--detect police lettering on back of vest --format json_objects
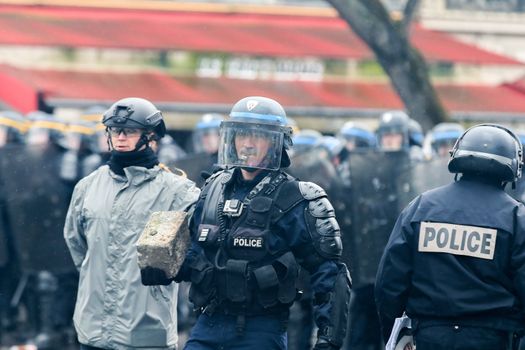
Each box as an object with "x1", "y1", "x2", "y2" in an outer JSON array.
[{"x1": 419, "y1": 222, "x2": 496, "y2": 260}]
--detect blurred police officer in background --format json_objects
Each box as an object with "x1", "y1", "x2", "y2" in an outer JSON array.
[
  {"x1": 177, "y1": 113, "x2": 226, "y2": 186},
  {"x1": 375, "y1": 123, "x2": 525, "y2": 349},
  {"x1": 143, "y1": 96, "x2": 351, "y2": 350},
  {"x1": 0, "y1": 110, "x2": 27, "y2": 340},
  {"x1": 191, "y1": 113, "x2": 224, "y2": 157},
  {"x1": 290, "y1": 128, "x2": 322, "y2": 156},
  {"x1": 0, "y1": 111, "x2": 27, "y2": 147},
  {"x1": 286, "y1": 131, "x2": 334, "y2": 350},
  {"x1": 154, "y1": 134, "x2": 187, "y2": 165},
  {"x1": 423, "y1": 122, "x2": 464, "y2": 160},
  {"x1": 337, "y1": 122, "x2": 377, "y2": 154},
  {"x1": 76, "y1": 107, "x2": 111, "y2": 177},
  {"x1": 0, "y1": 111, "x2": 82, "y2": 348},
  {"x1": 376, "y1": 110, "x2": 424, "y2": 161},
  {"x1": 64, "y1": 97, "x2": 200, "y2": 350},
  {"x1": 335, "y1": 121, "x2": 377, "y2": 190}
]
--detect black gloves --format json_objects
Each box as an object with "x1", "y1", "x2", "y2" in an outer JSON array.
[{"x1": 140, "y1": 267, "x2": 173, "y2": 286}]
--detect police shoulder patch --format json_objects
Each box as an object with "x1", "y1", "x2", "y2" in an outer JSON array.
[{"x1": 418, "y1": 222, "x2": 497, "y2": 260}]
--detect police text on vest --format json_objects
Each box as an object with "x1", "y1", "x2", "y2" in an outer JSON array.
[
  {"x1": 418, "y1": 222, "x2": 496, "y2": 260},
  {"x1": 233, "y1": 237, "x2": 263, "y2": 248}
]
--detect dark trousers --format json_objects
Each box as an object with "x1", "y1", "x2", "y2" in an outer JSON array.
[
  {"x1": 415, "y1": 325, "x2": 511, "y2": 350},
  {"x1": 184, "y1": 312, "x2": 287, "y2": 350},
  {"x1": 80, "y1": 345, "x2": 108, "y2": 350}
]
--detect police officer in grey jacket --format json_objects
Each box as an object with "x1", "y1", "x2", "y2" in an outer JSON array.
[
  {"x1": 64, "y1": 97, "x2": 200, "y2": 350},
  {"x1": 375, "y1": 124, "x2": 525, "y2": 350}
]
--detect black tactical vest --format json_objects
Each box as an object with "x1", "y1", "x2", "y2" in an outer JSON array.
[{"x1": 190, "y1": 169, "x2": 301, "y2": 314}]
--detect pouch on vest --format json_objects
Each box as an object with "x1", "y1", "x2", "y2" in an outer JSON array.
[
  {"x1": 275, "y1": 252, "x2": 299, "y2": 304},
  {"x1": 246, "y1": 197, "x2": 273, "y2": 228},
  {"x1": 225, "y1": 259, "x2": 249, "y2": 303},
  {"x1": 252, "y1": 251, "x2": 299, "y2": 308},
  {"x1": 253, "y1": 264, "x2": 280, "y2": 308},
  {"x1": 188, "y1": 254, "x2": 215, "y2": 308}
]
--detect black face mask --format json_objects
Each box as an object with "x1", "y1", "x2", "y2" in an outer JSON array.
[{"x1": 108, "y1": 147, "x2": 159, "y2": 176}]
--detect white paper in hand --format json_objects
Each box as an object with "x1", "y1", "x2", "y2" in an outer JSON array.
[{"x1": 386, "y1": 313, "x2": 415, "y2": 350}]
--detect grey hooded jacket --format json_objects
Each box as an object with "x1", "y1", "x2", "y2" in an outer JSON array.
[{"x1": 64, "y1": 165, "x2": 200, "y2": 349}]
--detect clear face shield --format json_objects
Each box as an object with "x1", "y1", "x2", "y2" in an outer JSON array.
[
  {"x1": 378, "y1": 127, "x2": 408, "y2": 151},
  {"x1": 433, "y1": 139, "x2": 457, "y2": 158},
  {"x1": 218, "y1": 121, "x2": 284, "y2": 171}
]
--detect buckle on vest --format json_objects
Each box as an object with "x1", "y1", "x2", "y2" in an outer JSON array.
[{"x1": 223, "y1": 199, "x2": 244, "y2": 217}]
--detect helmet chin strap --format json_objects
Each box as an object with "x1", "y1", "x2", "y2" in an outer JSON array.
[{"x1": 133, "y1": 133, "x2": 151, "y2": 152}]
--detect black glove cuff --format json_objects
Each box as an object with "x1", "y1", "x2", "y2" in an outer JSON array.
[{"x1": 140, "y1": 267, "x2": 173, "y2": 286}]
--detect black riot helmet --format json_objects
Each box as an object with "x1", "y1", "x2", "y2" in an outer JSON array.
[
  {"x1": 448, "y1": 123, "x2": 523, "y2": 184},
  {"x1": 218, "y1": 96, "x2": 293, "y2": 171},
  {"x1": 102, "y1": 97, "x2": 166, "y2": 138}
]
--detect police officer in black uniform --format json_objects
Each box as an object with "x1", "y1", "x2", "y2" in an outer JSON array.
[
  {"x1": 143, "y1": 96, "x2": 351, "y2": 350},
  {"x1": 375, "y1": 123, "x2": 525, "y2": 350}
]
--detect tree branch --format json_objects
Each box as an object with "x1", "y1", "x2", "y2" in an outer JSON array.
[{"x1": 401, "y1": 0, "x2": 421, "y2": 36}]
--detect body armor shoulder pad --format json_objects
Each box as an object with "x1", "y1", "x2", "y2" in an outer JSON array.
[{"x1": 298, "y1": 181, "x2": 326, "y2": 200}]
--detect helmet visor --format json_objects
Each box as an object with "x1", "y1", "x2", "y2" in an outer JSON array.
[{"x1": 218, "y1": 121, "x2": 284, "y2": 171}]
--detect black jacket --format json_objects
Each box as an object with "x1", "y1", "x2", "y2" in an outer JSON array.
[{"x1": 375, "y1": 176, "x2": 525, "y2": 340}]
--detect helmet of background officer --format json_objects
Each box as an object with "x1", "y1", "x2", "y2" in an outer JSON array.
[
  {"x1": 156, "y1": 134, "x2": 187, "y2": 164},
  {"x1": 317, "y1": 135, "x2": 344, "y2": 166},
  {"x1": 0, "y1": 110, "x2": 28, "y2": 147},
  {"x1": 25, "y1": 111, "x2": 67, "y2": 147},
  {"x1": 192, "y1": 113, "x2": 224, "y2": 155},
  {"x1": 337, "y1": 121, "x2": 376, "y2": 152},
  {"x1": 218, "y1": 96, "x2": 292, "y2": 172},
  {"x1": 78, "y1": 106, "x2": 108, "y2": 155},
  {"x1": 424, "y1": 122, "x2": 464, "y2": 159},
  {"x1": 376, "y1": 110, "x2": 423, "y2": 151},
  {"x1": 80, "y1": 105, "x2": 106, "y2": 123},
  {"x1": 63, "y1": 119, "x2": 95, "y2": 153},
  {"x1": 102, "y1": 97, "x2": 166, "y2": 152},
  {"x1": 291, "y1": 129, "x2": 322, "y2": 155},
  {"x1": 448, "y1": 123, "x2": 523, "y2": 186}
]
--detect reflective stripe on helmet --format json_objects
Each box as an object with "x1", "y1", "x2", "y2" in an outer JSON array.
[{"x1": 230, "y1": 111, "x2": 286, "y2": 125}]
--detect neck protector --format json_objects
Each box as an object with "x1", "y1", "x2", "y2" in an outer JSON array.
[{"x1": 108, "y1": 147, "x2": 159, "y2": 176}]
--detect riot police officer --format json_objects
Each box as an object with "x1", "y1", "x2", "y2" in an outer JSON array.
[
  {"x1": 144, "y1": 96, "x2": 351, "y2": 350},
  {"x1": 375, "y1": 123, "x2": 525, "y2": 349}
]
